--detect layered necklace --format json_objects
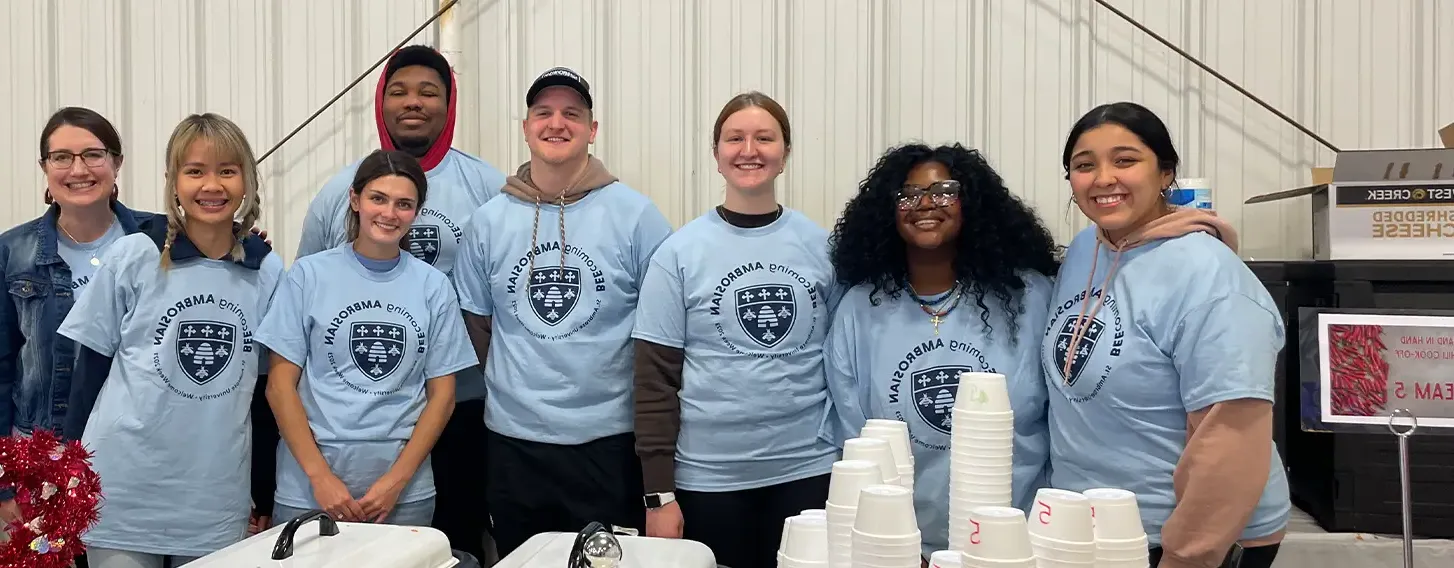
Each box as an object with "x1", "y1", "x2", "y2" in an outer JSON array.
[{"x1": 909, "y1": 282, "x2": 963, "y2": 336}]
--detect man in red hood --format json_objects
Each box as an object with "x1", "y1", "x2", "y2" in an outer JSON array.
[{"x1": 291, "y1": 44, "x2": 503, "y2": 563}]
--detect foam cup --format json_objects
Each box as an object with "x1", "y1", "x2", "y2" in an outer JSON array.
[
  {"x1": 960, "y1": 506, "x2": 1033, "y2": 560},
  {"x1": 1081, "y1": 488, "x2": 1145, "y2": 540},
  {"x1": 1027, "y1": 488, "x2": 1095, "y2": 543},
  {"x1": 953, "y1": 372, "x2": 1012, "y2": 413},
  {"x1": 861, "y1": 424, "x2": 914, "y2": 466},
  {"x1": 842, "y1": 437, "x2": 899, "y2": 486},
  {"x1": 826, "y1": 459, "x2": 883, "y2": 507},
  {"x1": 779, "y1": 515, "x2": 830, "y2": 562},
  {"x1": 928, "y1": 549, "x2": 962, "y2": 568},
  {"x1": 852, "y1": 484, "x2": 918, "y2": 536}
]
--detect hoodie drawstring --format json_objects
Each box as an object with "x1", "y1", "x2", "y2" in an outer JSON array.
[
  {"x1": 524, "y1": 164, "x2": 595, "y2": 280},
  {"x1": 526, "y1": 195, "x2": 570, "y2": 281},
  {"x1": 1061, "y1": 240, "x2": 1126, "y2": 385}
]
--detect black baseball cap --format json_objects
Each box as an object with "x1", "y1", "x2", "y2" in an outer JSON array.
[
  {"x1": 526, "y1": 66, "x2": 593, "y2": 109},
  {"x1": 385, "y1": 45, "x2": 453, "y2": 99}
]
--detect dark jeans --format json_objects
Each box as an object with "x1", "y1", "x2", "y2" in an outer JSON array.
[
  {"x1": 430, "y1": 399, "x2": 490, "y2": 560},
  {"x1": 1149, "y1": 543, "x2": 1280, "y2": 568},
  {"x1": 677, "y1": 474, "x2": 832, "y2": 568},
  {"x1": 484, "y1": 430, "x2": 645, "y2": 559}
]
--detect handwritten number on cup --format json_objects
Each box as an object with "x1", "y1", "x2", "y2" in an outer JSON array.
[
  {"x1": 969, "y1": 519, "x2": 981, "y2": 545},
  {"x1": 1036, "y1": 500, "x2": 1052, "y2": 525}
]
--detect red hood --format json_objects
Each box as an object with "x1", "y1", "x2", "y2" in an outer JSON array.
[{"x1": 373, "y1": 51, "x2": 457, "y2": 172}]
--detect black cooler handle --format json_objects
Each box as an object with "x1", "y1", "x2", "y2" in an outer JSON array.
[{"x1": 271, "y1": 509, "x2": 342, "y2": 560}]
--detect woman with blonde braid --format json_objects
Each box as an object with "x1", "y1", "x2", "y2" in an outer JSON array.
[{"x1": 58, "y1": 113, "x2": 285, "y2": 566}]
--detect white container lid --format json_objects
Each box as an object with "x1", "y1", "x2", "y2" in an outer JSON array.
[
  {"x1": 1178, "y1": 177, "x2": 1210, "y2": 189},
  {"x1": 189, "y1": 521, "x2": 459, "y2": 568}
]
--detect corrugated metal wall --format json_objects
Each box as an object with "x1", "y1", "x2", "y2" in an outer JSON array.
[{"x1": 2, "y1": 0, "x2": 1451, "y2": 262}]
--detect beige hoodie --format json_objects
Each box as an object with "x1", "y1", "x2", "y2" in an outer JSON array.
[
  {"x1": 502, "y1": 155, "x2": 619, "y2": 278},
  {"x1": 1060, "y1": 208, "x2": 1282, "y2": 568}
]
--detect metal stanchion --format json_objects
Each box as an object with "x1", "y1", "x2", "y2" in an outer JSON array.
[{"x1": 1387, "y1": 408, "x2": 1418, "y2": 568}]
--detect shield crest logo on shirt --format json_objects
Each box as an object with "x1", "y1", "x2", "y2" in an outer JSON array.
[
  {"x1": 912, "y1": 365, "x2": 971, "y2": 434},
  {"x1": 408, "y1": 225, "x2": 441, "y2": 265},
  {"x1": 735, "y1": 284, "x2": 796, "y2": 348},
  {"x1": 1054, "y1": 315, "x2": 1104, "y2": 387},
  {"x1": 177, "y1": 320, "x2": 238, "y2": 386},
  {"x1": 350, "y1": 321, "x2": 407, "y2": 381},
  {"x1": 529, "y1": 267, "x2": 581, "y2": 326}
]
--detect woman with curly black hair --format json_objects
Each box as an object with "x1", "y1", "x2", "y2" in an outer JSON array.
[{"x1": 824, "y1": 142, "x2": 1059, "y2": 557}]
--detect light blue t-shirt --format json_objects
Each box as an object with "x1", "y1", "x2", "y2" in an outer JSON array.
[
  {"x1": 296, "y1": 148, "x2": 505, "y2": 402},
  {"x1": 256, "y1": 243, "x2": 477, "y2": 510},
  {"x1": 57, "y1": 232, "x2": 286, "y2": 557},
  {"x1": 1042, "y1": 227, "x2": 1290, "y2": 546},
  {"x1": 454, "y1": 182, "x2": 673, "y2": 445},
  {"x1": 632, "y1": 209, "x2": 841, "y2": 491},
  {"x1": 56, "y1": 216, "x2": 125, "y2": 293},
  {"x1": 825, "y1": 274, "x2": 1054, "y2": 556}
]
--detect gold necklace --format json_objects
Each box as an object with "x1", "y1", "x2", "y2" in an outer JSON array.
[{"x1": 57, "y1": 219, "x2": 110, "y2": 267}]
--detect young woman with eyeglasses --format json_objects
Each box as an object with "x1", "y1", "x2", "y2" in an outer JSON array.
[{"x1": 823, "y1": 143, "x2": 1060, "y2": 558}]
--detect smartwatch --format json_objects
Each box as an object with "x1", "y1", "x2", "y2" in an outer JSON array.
[{"x1": 644, "y1": 492, "x2": 676, "y2": 509}]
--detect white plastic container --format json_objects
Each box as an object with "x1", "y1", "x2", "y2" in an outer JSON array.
[
  {"x1": 189, "y1": 515, "x2": 458, "y2": 567},
  {"x1": 495, "y1": 531, "x2": 718, "y2": 568}
]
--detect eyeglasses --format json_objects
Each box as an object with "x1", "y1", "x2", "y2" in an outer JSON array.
[
  {"x1": 42, "y1": 149, "x2": 115, "y2": 169},
  {"x1": 896, "y1": 180, "x2": 961, "y2": 210}
]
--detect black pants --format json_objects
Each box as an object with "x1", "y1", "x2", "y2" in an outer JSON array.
[
  {"x1": 431, "y1": 399, "x2": 490, "y2": 560},
  {"x1": 485, "y1": 430, "x2": 645, "y2": 559},
  {"x1": 1149, "y1": 543, "x2": 1280, "y2": 568},
  {"x1": 677, "y1": 474, "x2": 832, "y2": 568}
]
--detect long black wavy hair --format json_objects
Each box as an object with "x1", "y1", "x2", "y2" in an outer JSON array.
[{"x1": 828, "y1": 143, "x2": 1060, "y2": 336}]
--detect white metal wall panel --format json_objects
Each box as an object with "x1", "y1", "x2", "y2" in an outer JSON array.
[{"x1": 2, "y1": 0, "x2": 1451, "y2": 263}]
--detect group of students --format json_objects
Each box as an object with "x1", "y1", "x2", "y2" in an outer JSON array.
[{"x1": 0, "y1": 42, "x2": 1291, "y2": 568}]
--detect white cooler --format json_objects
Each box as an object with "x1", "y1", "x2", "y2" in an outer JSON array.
[
  {"x1": 495, "y1": 532, "x2": 717, "y2": 568},
  {"x1": 188, "y1": 514, "x2": 458, "y2": 567}
]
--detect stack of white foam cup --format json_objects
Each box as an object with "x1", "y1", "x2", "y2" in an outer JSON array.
[
  {"x1": 823, "y1": 460, "x2": 884, "y2": 568},
  {"x1": 948, "y1": 372, "x2": 1016, "y2": 550},
  {"x1": 860, "y1": 419, "x2": 915, "y2": 490},
  {"x1": 1026, "y1": 488, "x2": 1100, "y2": 567},
  {"x1": 961, "y1": 506, "x2": 1036, "y2": 568},
  {"x1": 849, "y1": 484, "x2": 922, "y2": 567},
  {"x1": 1082, "y1": 488, "x2": 1150, "y2": 567},
  {"x1": 778, "y1": 514, "x2": 832, "y2": 567},
  {"x1": 841, "y1": 437, "x2": 901, "y2": 488}
]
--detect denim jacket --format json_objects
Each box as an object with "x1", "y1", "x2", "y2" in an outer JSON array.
[{"x1": 0, "y1": 201, "x2": 158, "y2": 437}]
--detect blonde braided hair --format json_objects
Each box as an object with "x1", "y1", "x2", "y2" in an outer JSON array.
[{"x1": 159, "y1": 113, "x2": 263, "y2": 270}]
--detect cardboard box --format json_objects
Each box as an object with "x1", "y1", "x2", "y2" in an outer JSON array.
[{"x1": 1245, "y1": 123, "x2": 1454, "y2": 260}]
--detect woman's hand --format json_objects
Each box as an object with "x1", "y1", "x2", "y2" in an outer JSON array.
[
  {"x1": 358, "y1": 473, "x2": 407, "y2": 523},
  {"x1": 247, "y1": 507, "x2": 271, "y2": 535},
  {"x1": 248, "y1": 227, "x2": 272, "y2": 247},
  {"x1": 311, "y1": 472, "x2": 365, "y2": 521},
  {"x1": 645, "y1": 501, "x2": 684, "y2": 538}
]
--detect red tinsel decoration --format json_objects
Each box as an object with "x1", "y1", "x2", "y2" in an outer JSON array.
[{"x1": 0, "y1": 430, "x2": 103, "y2": 568}]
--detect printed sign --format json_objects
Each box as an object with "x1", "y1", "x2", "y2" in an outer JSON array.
[{"x1": 1316, "y1": 312, "x2": 1454, "y2": 429}]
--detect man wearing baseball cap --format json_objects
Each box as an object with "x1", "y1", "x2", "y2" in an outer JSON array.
[
  {"x1": 454, "y1": 66, "x2": 673, "y2": 556},
  {"x1": 291, "y1": 44, "x2": 502, "y2": 562}
]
